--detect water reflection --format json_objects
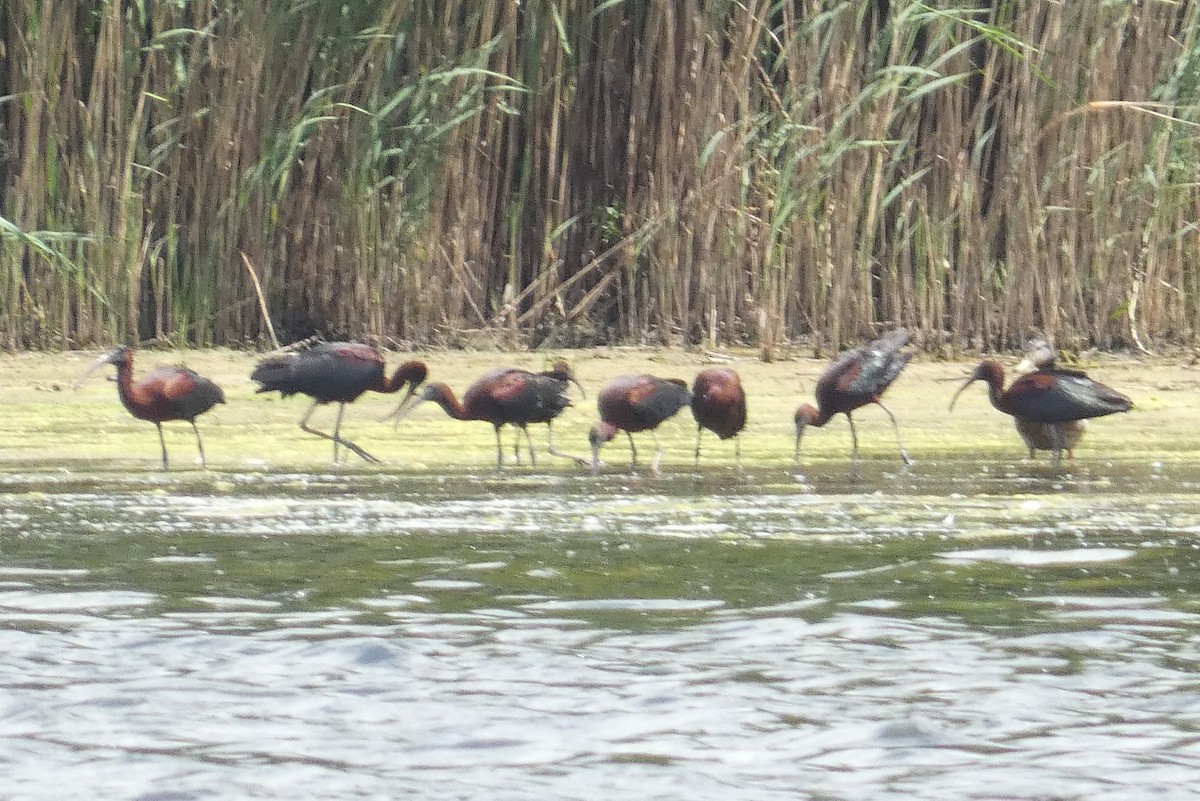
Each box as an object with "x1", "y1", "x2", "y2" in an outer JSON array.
[{"x1": 0, "y1": 461, "x2": 1198, "y2": 799}]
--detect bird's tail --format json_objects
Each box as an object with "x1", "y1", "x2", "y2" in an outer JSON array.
[{"x1": 249, "y1": 355, "x2": 297, "y2": 394}]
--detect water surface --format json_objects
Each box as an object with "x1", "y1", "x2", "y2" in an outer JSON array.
[{"x1": 2, "y1": 458, "x2": 1198, "y2": 800}]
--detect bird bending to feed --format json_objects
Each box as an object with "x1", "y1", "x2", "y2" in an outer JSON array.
[
  {"x1": 251, "y1": 342, "x2": 427, "y2": 464},
  {"x1": 691, "y1": 367, "x2": 747, "y2": 468},
  {"x1": 948, "y1": 358, "x2": 1132, "y2": 467},
  {"x1": 793, "y1": 329, "x2": 914, "y2": 466},
  {"x1": 1012, "y1": 338, "x2": 1088, "y2": 460},
  {"x1": 389, "y1": 363, "x2": 588, "y2": 468},
  {"x1": 589, "y1": 374, "x2": 692, "y2": 476},
  {"x1": 76, "y1": 345, "x2": 225, "y2": 470}
]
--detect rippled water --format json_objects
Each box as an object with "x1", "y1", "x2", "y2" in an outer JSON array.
[{"x1": 2, "y1": 459, "x2": 1199, "y2": 799}]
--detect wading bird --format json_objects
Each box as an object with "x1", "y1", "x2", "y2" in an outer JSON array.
[
  {"x1": 251, "y1": 342, "x2": 428, "y2": 464},
  {"x1": 589, "y1": 375, "x2": 691, "y2": 475},
  {"x1": 949, "y1": 359, "x2": 1132, "y2": 467},
  {"x1": 690, "y1": 367, "x2": 747, "y2": 467},
  {"x1": 793, "y1": 329, "x2": 914, "y2": 466},
  {"x1": 1012, "y1": 339, "x2": 1088, "y2": 460},
  {"x1": 76, "y1": 345, "x2": 225, "y2": 470},
  {"x1": 390, "y1": 364, "x2": 587, "y2": 468}
]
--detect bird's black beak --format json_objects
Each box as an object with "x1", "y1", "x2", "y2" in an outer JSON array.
[
  {"x1": 385, "y1": 392, "x2": 425, "y2": 425},
  {"x1": 569, "y1": 376, "x2": 586, "y2": 400},
  {"x1": 72, "y1": 350, "x2": 117, "y2": 390},
  {"x1": 948, "y1": 376, "x2": 978, "y2": 412}
]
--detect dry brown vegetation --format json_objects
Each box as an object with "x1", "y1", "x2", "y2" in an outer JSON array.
[{"x1": 1, "y1": 1, "x2": 1198, "y2": 353}]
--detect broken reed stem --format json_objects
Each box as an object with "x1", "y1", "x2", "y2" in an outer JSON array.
[{"x1": 241, "y1": 252, "x2": 280, "y2": 351}]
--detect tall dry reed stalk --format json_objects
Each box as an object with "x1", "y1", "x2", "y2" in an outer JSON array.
[{"x1": 0, "y1": 0, "x2": 1197, "y2": 353}]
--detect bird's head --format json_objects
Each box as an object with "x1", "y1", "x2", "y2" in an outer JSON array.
[
  {"x1": 545, "y1": 360, "x2": 586, "y2": 399},
  {"x1": 1015, "y1": 338, "x2": 1054, "y2": 375},
  {"x1": 949, "y1": 361, "x2": 1004, "y2": 412},
  {"x1": 588, "y1": 421, "x2": 618, "y2": 476},
  {"x1": 793, "y1": 403, "x2": 819, "y2": 462},
  {"x1": 73, "y1": 345, "x2": 132, "y2": 389},
  {"x1": 390, "y1": 360, "x2": 429, "y2": 403},
  {"x1": 386, "y1": 380, "x2": 447, "y2": 425}
]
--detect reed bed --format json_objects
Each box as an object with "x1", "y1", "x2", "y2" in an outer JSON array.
[{"x1": 1, "y1": 1, "x2": 1197, "y2": 353}]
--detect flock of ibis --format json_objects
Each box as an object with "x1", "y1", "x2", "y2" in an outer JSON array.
[{"x1": 74, "y1": 330, "x2": 1134, "y2": 473}]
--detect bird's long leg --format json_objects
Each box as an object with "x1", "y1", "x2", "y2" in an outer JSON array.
[
  {"x1": 874, "y1": 401, "x2": 913, "y2": 465},
  {"x1": 512, "y1": 428, "x2": 522, "y2": 465},
  {"x1": 626, "y1": 432, "x2": 639, "y2": 470},
  {"x1": 191, "y1": 421, "x2": 207, "y2": 469},
  {"x1": 299, "y1": 401, "x2": 381, "y2": 464},
  {"x1": 156, "y1": 422, "x2": 169, "y2": 471},
  {"x1": 1049, "y1": 423, "x2": 1065, "y2": 469},
  {"x1": 523, "y1": 426, "x2": 537, "y2": 467},
  {"x1": 546, "y1": 422, "x2": 590, "y2": 466},
  {"x1": 493, "y1": 425, "x2": 505, "y2": 470},
  {"x1": 694, "y1": 427, "x2": 703, "y2": 466},
  {"x1": 331, "y1": 403, "x2": 345, "y2": 463},
  {"x1": 735, "y1": 436, "x2": 742, "y2": 473},
  {"x1": 846, "y1": 413, "x2": 860, "y2": 465},
  {"x1": 650, "y1": 431, "x2": 664, "y2": 476}
]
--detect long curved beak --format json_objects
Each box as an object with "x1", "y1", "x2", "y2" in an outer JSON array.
[
  {"x1": 948, "y1": 377, "x2": 978, "y2": 412},
  {"x1": 794, "y1": 425, "x2": 803, "y2": 463},
  {"x1": 384, "y1": 393, "x2": 425, "y2": 425},
  {"x1": 72, "y1": 351, "x2": 114, "y2": 390},
  {"x1": 569, "y1": 377, "x2": 586, "y2": 400},
  {"x1": 590, "y1": 442, "x2": 602, "y2": 476}
]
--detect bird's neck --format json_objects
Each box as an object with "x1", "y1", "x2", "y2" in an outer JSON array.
[
  {"x1": 432, "y1": 390, "x2": 471, "y2": 420},
  {"x1": 986, "y1": 378, "x2": 1009, "y2": 412},
  {"x1": 113, "y1": 361, "x2": 141, "y2": 410}
]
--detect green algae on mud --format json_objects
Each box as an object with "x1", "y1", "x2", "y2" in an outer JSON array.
[{"x1": 0, "y1": 346, "x2": 1192, "y2": 473}]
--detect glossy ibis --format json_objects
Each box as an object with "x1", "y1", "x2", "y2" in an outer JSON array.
[
  {"x1": 588, "y1": 374, "x2": 691, "y2": 475},
  {"x1": 949, "y1": 359, "x2": 1132, "y2": 467},
  {"x1": 251, "y1": 342, "x2": 427, "y2": 463},
  {"x1": 793, "y1": 329, "x2": 913, "y2": 466},
  {"x1": 390, "y1": 364, "x2": 586, "y2": 468},
  {"x1": 690, "y1": 367, "x2": 747, "y2": 467},
  {"x1": 1013, "y1": 339, "x2": 1088, "y2": 460},
  {"x1": 76, "y1": 345, "x2": 225, "y2": 470}
]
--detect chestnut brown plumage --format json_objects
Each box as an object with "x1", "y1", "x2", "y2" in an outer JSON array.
[
  {"x1": 793, "y1": 330, "x2": 913, "y2": 466},
  {"x1": 76, "y1": 345, "x2": 225, "y2": 470},
  {"x1": 390, "y1": 363, "x2": 586, "y2": 468},
  {"x1": 690, "y1": 367, "x2": 747, "y2": 467},
  {"x1": 949, "y1": 359, "x2": 1132, "y2": 467},
  {"x1": 589, "y1": 375, "x2": 691, "y2": 475},
  {"x1": 1012, "y1": 339, "x2": 1088, "y2": 460}
]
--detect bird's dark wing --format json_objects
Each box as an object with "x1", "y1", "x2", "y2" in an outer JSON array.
[
  {"x1": 251, "y1": 343, "x2": 384, "y2": 402},
  {"x1": 1005, "y1": 373, "x2": 1132, "y2": 422},
  {"x1": 483, "y1": 369, "x2": 572, "y2": 425},
  {"x1": 147, "y1": 368, "x2": 225, "y2": 419},
  {"x1": 626, "y1": 377, "x2": 691, "y2": 426},
  {"x1": 691, "y1": 369, "x2": 747, "y2": 439},
  {"x1": 1040, "y1": 366, "x2": 1090, "y2": 379},
  {"x1": 817, "y1": 331, "x2": 910, "y2": 407}
]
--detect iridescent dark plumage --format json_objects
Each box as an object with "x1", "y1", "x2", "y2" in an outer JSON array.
[
  {"x1": 949, "y1": 357, "x2": 1132, "y2": 467},
  {"x1": 392, "y1": 364, "x2": 586, "y2": 468},
  {"x1": 251, "y1": 342, "x2": 427, "y2": 464},
  {"x1": 794, "y1": 329, "x2": 913, "y2": 466},
  {"x1": 1013, "y1": 339, "x2": 1088, "y2": 460},
  {"x1": 77, "y1": 345, "x2": 225, "y2": 470},
  {"x1": 589, "y1": 375, "x2": 691, "y2": 475},
  {"x1": 690, "y1": 367, "x2": 747, "y2": 467}
]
